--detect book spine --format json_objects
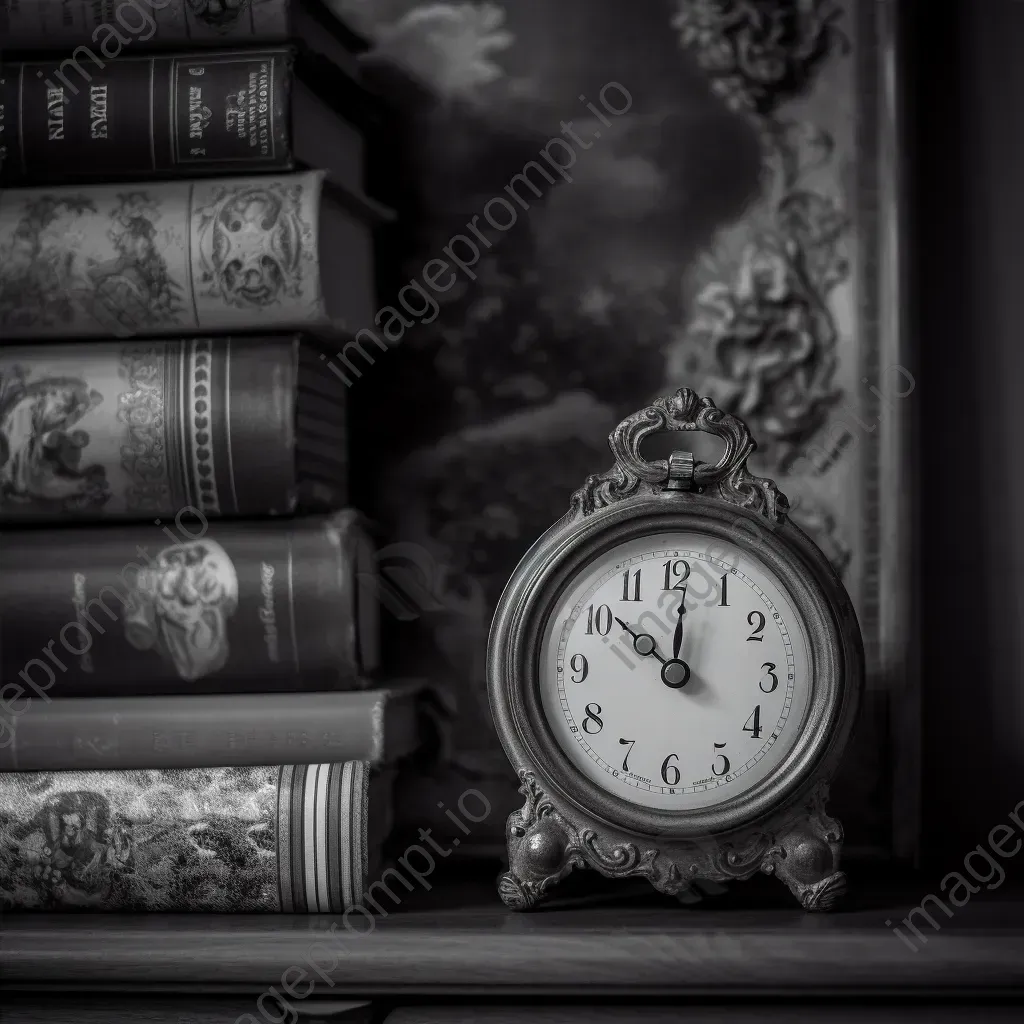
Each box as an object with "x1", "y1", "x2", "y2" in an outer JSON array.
[
  {"x1": 0, "y1": 689, "x2": 393, "y2": 771},
  {"x1": 0, "y1": 762, "x2": 371, "y2": 912},
  {"x1": 0, "y1": 336, "x2": 300, "y2": 523},
  {"x1": 0, "y1": 510, "x2": 377, "y2": 697},
  {"x1": 0, "y1": 0, "x2": 291, "y2": 50},
  {"x1": 294, "y1": 338, "x2": 349, "y2": 513},
  {"x1": 0, "y1": 50, "x2": 294, "y2": 185},
  {"x1": 0, "y1": 170, "x2": 326, "y2": 340}
]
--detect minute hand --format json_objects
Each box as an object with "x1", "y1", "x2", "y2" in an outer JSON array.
[{"x1": 672, "y1": 588, "x2": 687, "y2": 659}]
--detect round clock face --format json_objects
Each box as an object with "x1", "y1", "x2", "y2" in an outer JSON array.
[{"x1": 539, "y1": 531, "x2": 812, "y2": 812}]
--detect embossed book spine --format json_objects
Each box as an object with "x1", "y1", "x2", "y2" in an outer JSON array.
[
  {"x1": 0, "y1": 0, "x2": 291, "y2": 49},
  {"x1": 0, "y1": 510, "x2": 380, "y2": 698},
  {"x1": 0, "y1": 762, "x2": 392, "y2": 911},
  {"x1": 0, "y1": 170, "x2": 378, "y2": 340},
  {"x1": 0, "y1": 336, "x2": 347, "y2": 523},
  {"x1": 0, "y1": 47, "x2": 370, "y2": 192},
  {"x1": 0, "y1": 50, "x2": 294, "y2": 185}
]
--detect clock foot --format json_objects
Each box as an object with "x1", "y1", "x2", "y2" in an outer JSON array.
[
  {"x1": 498, "y1": 814, "x2": 581, "y2": 911},
  {"x1": 498, "y1": 777, "x2": 584, "y2": 911},
  {"x1": 768, "y1": 814, "x2": 847, "y2": 912}
]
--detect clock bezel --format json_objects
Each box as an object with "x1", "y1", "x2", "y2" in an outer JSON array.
[{"x1": 488, "y1": 491, "x2": 862, "y2": 842}]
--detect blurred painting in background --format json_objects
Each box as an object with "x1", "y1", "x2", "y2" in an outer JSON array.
[{"x1": 335, "y1": 0, "x2": 912, "y2": 863}]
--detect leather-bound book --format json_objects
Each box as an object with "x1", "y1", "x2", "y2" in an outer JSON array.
[
  {"x1": 0, "y1": 335, "x2": 347, "y2": 523},
  {"x1": 0, "y1": 761, "x2": 392, "y2": 912},
  {"x1": 0, "y1": 47, "x2": 384, "y2": 195},
  {"x1": 0, "y1": 0, "x2": 369, "y2": 75},
  {"x1": 0, "y1": 510, "x2": 380, "y2": 698},
  {"x1": 0, "y1": 684, "x2": 422, "y2": 771},
  {"x1": 0, "y1": 170, "x2": 379, "y2": 340}
]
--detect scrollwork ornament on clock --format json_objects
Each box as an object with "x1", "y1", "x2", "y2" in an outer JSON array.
[{"x1": 487, "y1": 388, "x2": 863, "y2": 910}]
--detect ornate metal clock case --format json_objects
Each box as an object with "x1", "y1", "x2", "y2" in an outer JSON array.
[{"x1": 487, "y1": 389, "x2": 863, "y2": 911}]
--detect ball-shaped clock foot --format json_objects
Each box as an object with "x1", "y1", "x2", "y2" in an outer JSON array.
[
  {"x1": 498, "y1": 813, "x2": 579, "y2": 911},
  {"x1": 769, "y1": 825, "x2": 847, "y2": 912}
]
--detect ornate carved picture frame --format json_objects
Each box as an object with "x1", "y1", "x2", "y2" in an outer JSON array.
[
  {"x1": 351, "y1": 0, "x2": 916, "y2": 863},
  {"x1": 651, "y1": 0, "x2": 914, "y2": 861}
]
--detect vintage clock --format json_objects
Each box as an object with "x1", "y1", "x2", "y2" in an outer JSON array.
[{"x1": 487, "y1": 389, "x2": 863, "y2": 911}]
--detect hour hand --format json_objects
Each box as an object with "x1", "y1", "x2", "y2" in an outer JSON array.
[{"x1": 615, "y1": 617, "x2": 664, "y2": 663}]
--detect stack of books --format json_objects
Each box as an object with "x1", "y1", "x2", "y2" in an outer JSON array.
[{"x1": 0, "y1": 0, "x2": 419, "y2": 913}]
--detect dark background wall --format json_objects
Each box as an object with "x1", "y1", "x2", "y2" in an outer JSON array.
[{"x1": 914, "y1": 0, "x2": 1024, "y2": 866}]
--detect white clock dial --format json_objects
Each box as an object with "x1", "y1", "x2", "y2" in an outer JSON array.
[{"x1": 539, "y1": 531, "x2": 812, "y2": 811}]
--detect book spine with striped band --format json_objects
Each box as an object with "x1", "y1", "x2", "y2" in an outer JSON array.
[
  {"x1": 278, "y1": 762, "x2": 372, "y2": 913},
  {"x1": 0, "y1": 762, "x2": 387, "y2": 912},
  {"x1": 0, "y1": 335, "x2": 347, "y2": 524}
]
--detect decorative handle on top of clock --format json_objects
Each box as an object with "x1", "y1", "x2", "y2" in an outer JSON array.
[
  {"x1": 570, "y1": 388, "x2": 790, "y2": 523},
  {"x1": 610, "y1": 388, "x2": 754, "y2": 488}
]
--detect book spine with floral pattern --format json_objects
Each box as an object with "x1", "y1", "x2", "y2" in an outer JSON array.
[
  {"x1": 0, "y1": 171, "x2": 334, "y2": 340},
  {"x1": 0, "y1": 762, "x2": 388, "y2": 912}
]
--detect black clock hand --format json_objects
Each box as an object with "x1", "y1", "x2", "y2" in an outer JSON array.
[
  {"x1": 615, "y1": 616, "x2": 666, "y2": 664},
  {"x1": 616, "y1": 616, "x2": 689, "y2": 687},
  {"x1": 661, "y1": 593, "x2": 691, "y2": 689},
  {"x1": 672, "y1": 588, "x2": 687, "y2": 660}
]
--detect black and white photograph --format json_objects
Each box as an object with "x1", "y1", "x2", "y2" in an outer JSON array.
[{"x1": 0, "y1": 0, "x2": 1021, "y2": 1021}]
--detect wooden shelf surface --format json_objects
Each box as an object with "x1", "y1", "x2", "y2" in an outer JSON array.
[{"x1": 3, "y1": 875, "x2": 1023, "y2": 996}]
